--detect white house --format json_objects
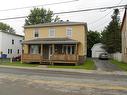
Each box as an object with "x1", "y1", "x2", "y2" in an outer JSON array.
[
  {"x1": 91, "y1": 43, "x2": 106, "y2": 58},
  {"x1": 0, "y1": 31, "x2": 24, "y2": 58}
]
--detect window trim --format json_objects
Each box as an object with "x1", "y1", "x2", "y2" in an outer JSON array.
[
  {"x1": 33, "y1": 28, "x2": 39, "y2": 38},
  {"x1": 49, "y1": 28, "x2": 55, "y2": 37},
  {"x1": 66, "y1": 27, "x2": 72, "y2": 38}
]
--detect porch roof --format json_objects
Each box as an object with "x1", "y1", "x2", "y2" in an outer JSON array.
[{"x1": 23, "y1": 38, "x2": 79, "y2": 44}]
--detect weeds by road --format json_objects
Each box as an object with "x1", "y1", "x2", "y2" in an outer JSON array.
[{"x1": 111, "y1": 60, "x2": 127, "y2": 71}]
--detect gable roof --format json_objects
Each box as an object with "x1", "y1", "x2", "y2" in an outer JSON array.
[
  {"x1": 23, "y1": 37, "x2": 79, "y2": 44},
  {"x1": 121, "y1": 7, "x2": 127, "y2": 32},
  {"x1": 0, "y1": 31, "x2": 24, "y2": 37},
  {"x1": 91, "y1": 43, "x2": 104, "y2": 50},
  {"x1": 24, "y1": 22, "x2": 87, "y2": 28}
]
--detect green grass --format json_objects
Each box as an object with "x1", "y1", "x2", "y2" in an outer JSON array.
[
  {"x1": 111, "y1": 60, "x2": 127, "y2": 71},
  {"x1": 48, "y1": 59, "x2": 96, "y2": 70},
  {"x1": 0, "y1": 61, "x2": 39, "y2": 67}
]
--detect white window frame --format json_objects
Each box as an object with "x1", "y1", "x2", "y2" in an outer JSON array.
[
  {"x1": 49, "y1": 28, "x2": 55, "y2": 37},
  {"x1": 66, "y1": 27, "x2": 72, "y2": 37},
  {"x1": 62, "y1": 45, "x2": 75, "y2": 54},
  {"x1": 33, "y1": 28, "x2": 39, "y2": 38},
  {"x1": 124, "y1": 48, "x2": 127, "y2": 54}
]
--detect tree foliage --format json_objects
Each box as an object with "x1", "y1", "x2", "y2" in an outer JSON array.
[
  {"x1": 0, "y1": 22, "x2": 15, "y2": 33},
  {"x1": 25, "y1": 8, "x2": 60, "y2": 25},
  {"x1": 101, "y1": 9, "x2": 121, "y2": 53},
  {"x1": 87, "y1": 30, "x2": 101, "y2": 57}
]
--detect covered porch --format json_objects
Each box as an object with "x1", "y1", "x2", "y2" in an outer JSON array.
[{"x1": 22, "y1": 38, "x2": 79, "y2": 64}]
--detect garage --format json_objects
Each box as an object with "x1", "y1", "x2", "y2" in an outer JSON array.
[{"x1": 91, "y1": 43, "x2": 106, "y2": 58}]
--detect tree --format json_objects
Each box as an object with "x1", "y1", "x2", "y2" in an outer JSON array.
[
  {"x1": 101, "y1": 9, "x2": 121, "y2": 53},
  {"x1": 25, "y1": 8, "x2": 60, "y2": 25},
  {"x1": 0, "y1": 22, "x2": 15, "y2": 33},
  {"x1": 87, "y1": 30, "x2": 101, "y2": 57}
]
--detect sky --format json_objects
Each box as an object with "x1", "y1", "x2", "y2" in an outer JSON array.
[{"x1": 0, "y1": 0, "x2": 126, "y2": 35}]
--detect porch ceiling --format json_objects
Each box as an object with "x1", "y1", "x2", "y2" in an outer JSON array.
[{"x1": 23, "y1": 38, "x2": 79, "y2": 44}]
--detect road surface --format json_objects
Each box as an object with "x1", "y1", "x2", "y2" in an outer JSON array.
[{"x1": 0, "y1": 67, "x2": 126, "y2": 95}]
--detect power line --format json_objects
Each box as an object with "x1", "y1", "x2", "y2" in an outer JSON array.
[
  {"x1": 0, "y1": 0, "x2": 79, "y2": 12},
  {"x1": 0, "y1": 4, "x2": 126, "y2": 21},
  {"x1": 118, "y1": 0, "x2": 124, "y2": 5},
  {"x1": 54, "y1": 4, "x2": 126, "y2": 14},
  {"x1": 88, "y1": 0, "x2": 124, "y2": 26}
]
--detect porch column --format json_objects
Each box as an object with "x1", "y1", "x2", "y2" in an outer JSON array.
[
  {"x1": 75, "y1": 43, "x2": 78, "y2": 61},
  {"x1": 52, "y1": 44, "x2": 55, "y2": 54},
  {"x1": 41, "y1": 44, "x2": 43, "y2": 56}
]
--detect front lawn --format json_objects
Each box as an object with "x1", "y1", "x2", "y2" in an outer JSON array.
[
  {"x1": 0, "y1": 61, "x2": 39, "y2": 67},
  {"x1": 111, "y1": 60, "x2": 127, "y2": 71},
  {"x1": 48, "y1": 59, "x2": 96, "y2": 70}
]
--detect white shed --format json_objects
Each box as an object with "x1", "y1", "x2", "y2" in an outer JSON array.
[{"x1": 91, "y1": 43, "x2": 106, "y2": 58}]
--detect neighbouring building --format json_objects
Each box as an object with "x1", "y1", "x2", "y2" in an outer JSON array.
[
  {"x1": 22, "y1": 22, "x2": 87, "y2": 65},
  {"x1": 0, "y1": 31, "x2": 24, "y2": 58},
  {"x1": 121, "y1": 7, "x2": 127, "y2": 63},
  {"x1": 91, "y1": 43, "x2": 106, "y2": 58}
]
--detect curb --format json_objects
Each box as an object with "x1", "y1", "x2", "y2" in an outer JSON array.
[{"x1": 0, "y1": 65, "x2": 127, "y2": 75}]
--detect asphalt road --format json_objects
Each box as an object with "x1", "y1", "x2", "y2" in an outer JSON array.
[
  {"x1": 93, "y1": 59, "x2": 121, "y2": 71},
  {"x1": 0, "y1": 67, "x2": 127, "y2": 95}
]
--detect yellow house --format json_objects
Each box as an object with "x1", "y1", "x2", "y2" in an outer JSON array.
[
  {"x1": 22, "y1": 22, "x2": 87, "y2": 65},
  {"x1": 121, "y1": 7, "x2": 127, "y2": 63}
]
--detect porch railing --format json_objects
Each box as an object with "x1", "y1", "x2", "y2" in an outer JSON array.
[
  {"x1": 50, "y1": 54, "x2": 78, "y2": 62},
  {"x1": 22, "y1": 54, "x2": 78, "y2": 63},
  {"x1": 22, "y1": 54, "x2": 42, "y2": 62}
]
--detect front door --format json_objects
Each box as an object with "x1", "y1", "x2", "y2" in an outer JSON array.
[
  {"x1": 43, "y1": 45, "x2": 49, "y2": 59},
  {"x1": 43, "y1": 45, "x2": 52, "y2": 60}
]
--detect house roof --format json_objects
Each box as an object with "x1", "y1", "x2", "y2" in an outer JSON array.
[
  {"x1": 23, "y1": 38, "x2": 79, "y2": 44},
  {"x1": 91, "y1": 43, "x2": 104, "y2": 50},
  {"x1": 121, "y1": 7, "x2": 127, "y2": 32},
  {"x1": 24, "y1": 22, "x2": 87, "y2": 28},
  {"x1": 0, "y1": 31, "x2": 24, "y2": 37}
]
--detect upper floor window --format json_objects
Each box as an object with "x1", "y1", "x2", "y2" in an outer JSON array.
[
  {"x1": 19, "y1": 40, "x2": 22, "y2": 43},
  {"x1": 66, "y1": 27, "x2": 72, "y2": 37},
  {"x1": 12, "y1": 39, "x2": 14, "y2": 44},
  {"x1": 49, "y1": 28, "x2": 55, "y2": 37},
  {"x1": 17, "y1": 49, "x2": 20, "y2": 54},
  {"x1": 34, "y1": 28, "x2": 39, "y2": 38}
]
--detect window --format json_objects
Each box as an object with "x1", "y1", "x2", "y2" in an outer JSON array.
[
  {"x1": 34, "y1": 28, "x2": 39, "y2": 37},
  {"x1": 8, "y1": 49, "x2": 12, "y2": 54},
  {"x1": 62, "y1": 45, "x2": 75, "y2": 54},
  {"x1": 12, "y1": 39, "x2": 14, "y2": 44},
  {"x1": 19, "y1": 40, "x2": 22, "y2": 43},
  {"x1": 30, "y1": 45, "x2": 40, "y2": 54},
  {"x1": 17, "y1": 49, "x2": 20, "y2": 54},
  {"x1": 8, "y1": 49, "x2": 9, "y2": 54},
  {"x1": 125, "y1": 48, "x2": 127, "y2": 54},
  {"x1": 66, "y1": 27, "x2": 72, "y2": 37},
  {"x1": 49, "y1": 28, "x2": 55, "y2": 37}
]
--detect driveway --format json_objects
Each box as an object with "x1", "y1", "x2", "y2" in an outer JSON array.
[{"x1": 93, "y1": 59, "x2": 122, "y2": 71}]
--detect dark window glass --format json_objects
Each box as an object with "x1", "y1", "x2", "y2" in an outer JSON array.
[{"x1": 12, "y1": 39, "x2": 14, "y2": 44}]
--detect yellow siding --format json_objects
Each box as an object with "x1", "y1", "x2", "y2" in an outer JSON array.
[
  {"x1": 24, "y1": 25, "x2": 87, "y2": 56},
  {"x1": 23, "y1": 45, "x2": 29, "y2": 54}
]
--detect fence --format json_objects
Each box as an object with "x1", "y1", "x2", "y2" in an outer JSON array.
[{"x1": 112, "y1": 52, "x2": 122, "y2": 62}]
